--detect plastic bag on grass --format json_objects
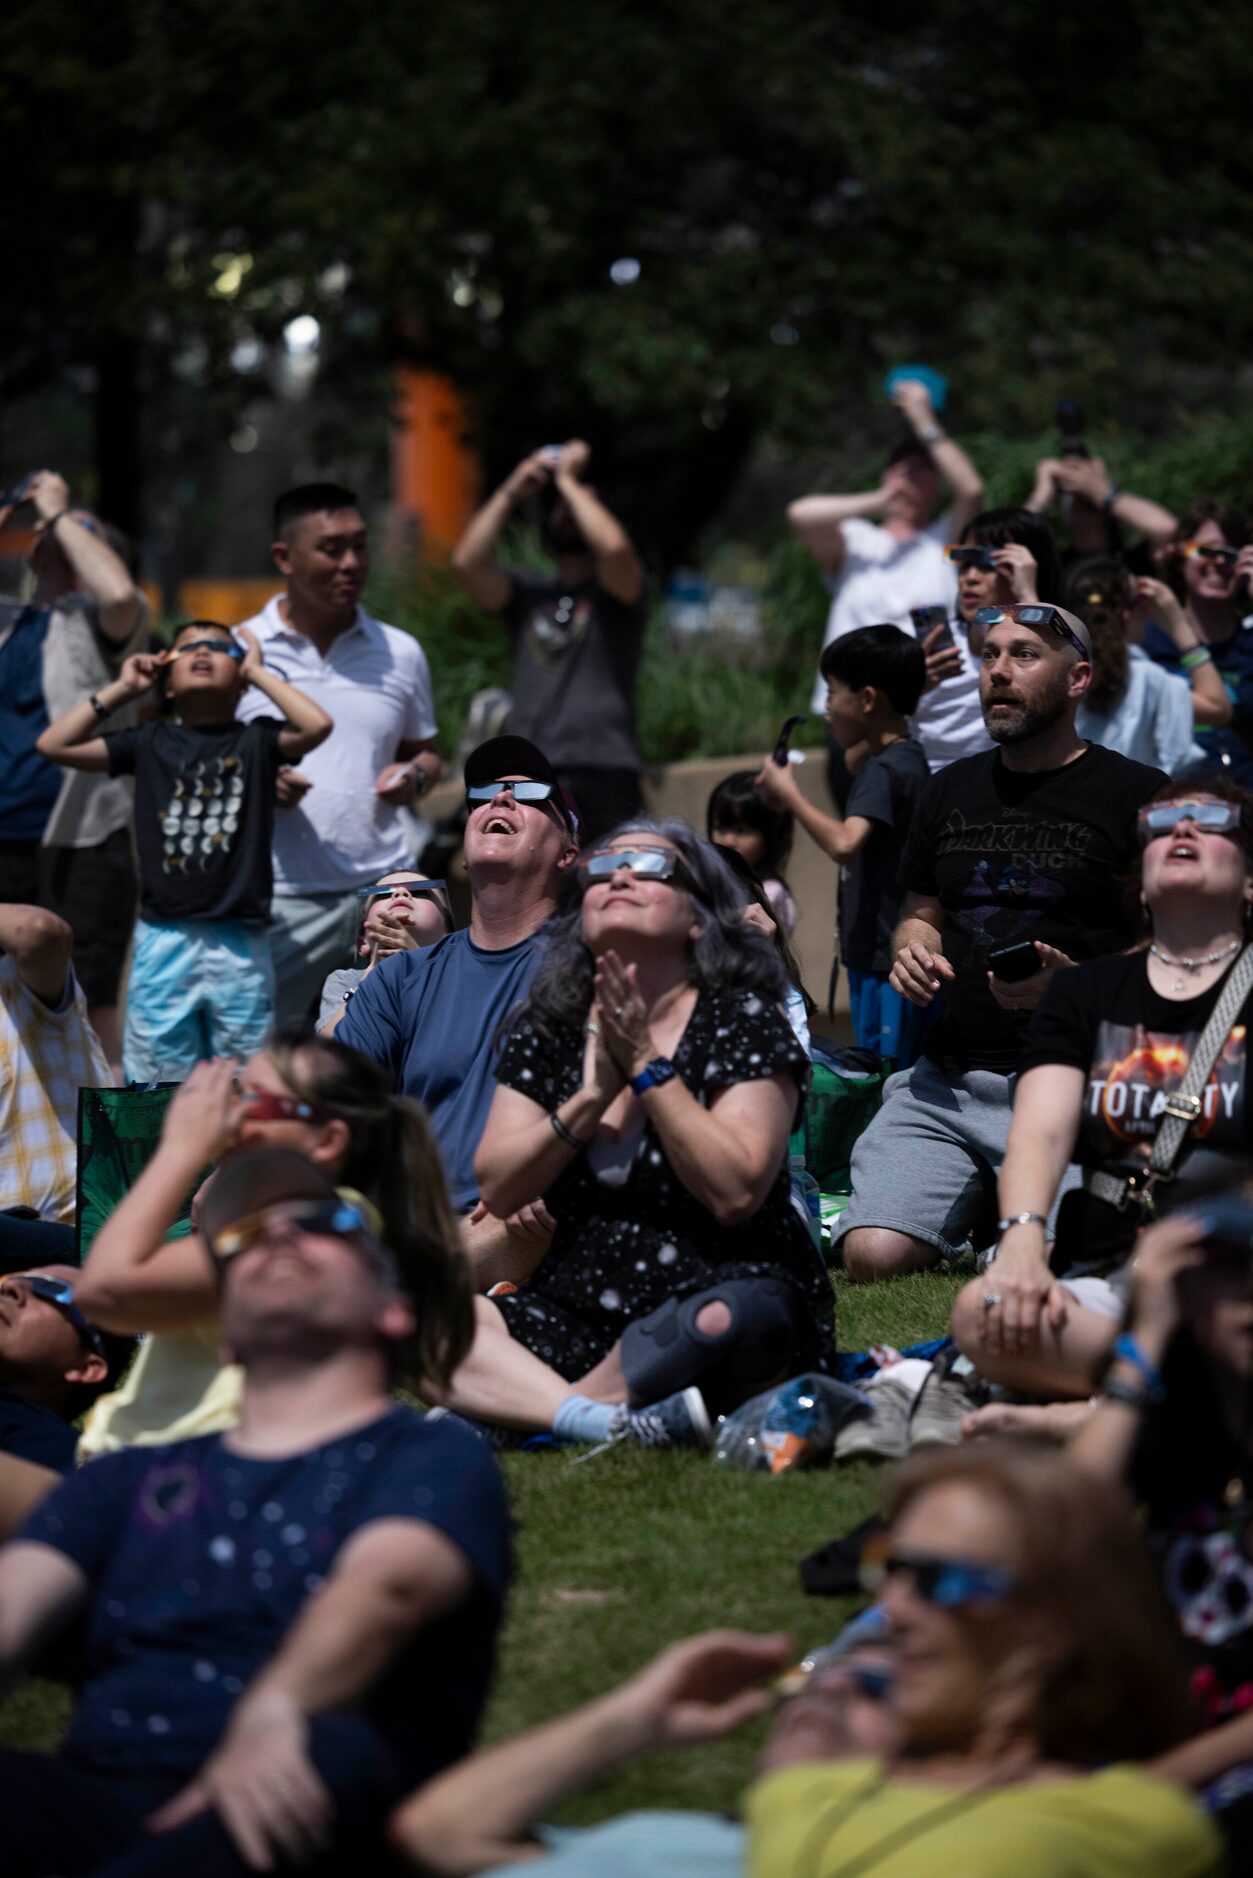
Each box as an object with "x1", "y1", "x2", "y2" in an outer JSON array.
[{"x1": 713, "y1": 1373, "x2": 871, "y2": 1474}]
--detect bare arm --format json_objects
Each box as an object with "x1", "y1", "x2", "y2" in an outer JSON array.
[
  {"x1": 35, "y1": 652, "x2": 161, "y2": 771},
  {"x1": 1133, "y1": 577, "x2": 1231, "y2": 728},
  {"x1": 787, "y1": 489, "x2": 885, "y2": 574},
  {"x1": 754, "y1": 758, "x2": 874, "y2": 865},
  {"x1": 375, "y1": 736, "x2": 442, "y2": 809},
  {"x1": 1056, "y1": 457, "x2": 1177, "y2": 545},
  {"x1": 976, "y1": 1064, "x2": 1086, "y2": 1358},
  {"x1": 891, "y1": 380, "x2": 985, "y2": 535},
  {"x1": 75, "y1": 1059, "x2": 249, "y2": 1332},
  {"x1": 29, "y1": 472, "x2": 142, "y2": 642},
  {"x1": 0, "y1": 902, "x2": 73, "y2": 1004},
  {"x1": 887, "y1": 892, "x2": 955, "y2": 1007},
  {"x1": 452, "y1": 451, "x2": 553, "y2": 612},
  {"x1": 0, "y1": 1542, "x2": 91, "y2": 1698},
  {"x1": 390, "y1": 1630, "x2": 789, "y2": 1877},
  {"x1": 150, "y1": 1519, "x2": 474, "y2": 1867},
  {"x1": 552, "y1": 442, "x2": 644, "y2": 605},
  {"x1": 0, "y1": 1454, "x2": 61, "y2": 1546},
  {"x1": 235, "y1": 629, "x2": 332, "y2": 761}
]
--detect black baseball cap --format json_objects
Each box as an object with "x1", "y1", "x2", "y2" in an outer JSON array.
[{"x1": 463, "y1": 735, "x2": 581, "y2": 836}]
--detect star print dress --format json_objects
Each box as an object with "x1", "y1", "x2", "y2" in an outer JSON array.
[{"x1": 491, "y1": 985, "x2": 835, "y2": 1379}]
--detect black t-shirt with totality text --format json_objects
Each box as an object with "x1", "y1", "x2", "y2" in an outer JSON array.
[
  {"x1": 1020, "y1": 949, "x2": 1253, "y2": 1272},
  {"x1": 105, "y1": 717, "x2": 284, "y2": 925},
  {"x1": 901, "y1": 743, "x2": 1165, "y2": 1073}
]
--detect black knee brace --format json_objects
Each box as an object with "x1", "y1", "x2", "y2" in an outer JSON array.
[{"x1": 620, "y1": 1277, "x2": 800, "y2": 1404}]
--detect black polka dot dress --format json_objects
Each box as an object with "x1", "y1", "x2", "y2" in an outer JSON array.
[{"x1": 491, "y1": 986, "x2": 835, "y2": 1380}]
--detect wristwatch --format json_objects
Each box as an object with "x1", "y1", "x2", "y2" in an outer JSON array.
[{"x1": 630, "y1": 1057, "x2": 677, "y2": 1095}]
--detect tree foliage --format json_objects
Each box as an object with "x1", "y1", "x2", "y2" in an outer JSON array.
[{"x1": 4, "y1": 1, "x2": 1253, "y2": 556}]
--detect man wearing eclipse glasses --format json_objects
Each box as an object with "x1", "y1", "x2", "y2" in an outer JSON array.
[
  {"x1": 0, "y1": 1146, "x2": 510, "y2": 1874},
  {"x1": 834, "y1": 600, "x2": 1168, "y2": 1286},
  {"x1": 339, "y1": 735, "x2": 581, "y2": 1283}
]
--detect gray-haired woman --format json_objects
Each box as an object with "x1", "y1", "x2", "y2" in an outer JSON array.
[{"x1": 424, "y1": 820, "x2": 834, "y2": 1450}]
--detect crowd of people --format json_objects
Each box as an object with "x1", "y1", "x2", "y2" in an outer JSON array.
[{"x1": 1, "y1": 391, "x2": 1252, "y2": 1872}]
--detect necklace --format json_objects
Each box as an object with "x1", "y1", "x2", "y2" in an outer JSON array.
[{"x1": 1149, "y1": 936, "x2": 1240, "y2": 994}]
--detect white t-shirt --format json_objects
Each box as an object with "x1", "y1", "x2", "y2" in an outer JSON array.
[
  {"x1": 812, "y1": 514, "x2": 990, "y2": 772},
  {"x1": 236, "y1": 596, "x2": 437, "y2": 894},
  {"x1": 1076, "y1": 645, "x2": 1199, "y2": 777}
]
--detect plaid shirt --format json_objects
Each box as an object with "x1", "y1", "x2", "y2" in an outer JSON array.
[{"x1": 0, "y1": 956, "x2": 110, "y2": 1223}]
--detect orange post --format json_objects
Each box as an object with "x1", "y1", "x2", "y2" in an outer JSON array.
[{"x1": 390, "y1": 368, "x2": 479, "y2": 559}]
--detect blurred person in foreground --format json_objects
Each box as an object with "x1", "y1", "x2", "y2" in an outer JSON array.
[
  {"x1": 0, "y1": 1145, "x2": 509, "y2": 1876},
  {"x1": 788, "y1": 377, "x2": 986, "y2": 780},
  {"x1": 834, "y1": 602, "x2": 1163, "y2": 1284},
  {"x1": 1070, "y1": 1187, "x2": 1253, "y2": 1863},
  {"x1": 453, "y1": 439, "x2": 647, "y2": 840},
  {"x1": 0, "y1": 469, "x2": 146, "y2": 1072},
  {"x1": 237, "y1": 484, "x2": 443, "y2": 1027},
  {"x1": 423, "y1": 821, "x2": 833, "y2": 1450},
  {"x1": 391, "y1": 1446, "x2": 1218, "y2": 1878}
]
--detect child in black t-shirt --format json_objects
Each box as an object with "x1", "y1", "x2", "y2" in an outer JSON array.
[
  {"x1": 756, "y1": 625, "x2": 932, "y2": 1065},
  {"x1": 38, "y1": 619, "x2": 331, "y2": 1081}
]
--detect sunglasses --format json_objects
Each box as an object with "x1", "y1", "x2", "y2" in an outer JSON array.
[
  {"x1": 944, "y1": 545, "x2": 999, "y2": 570},
  {"x1": 354, "y1": 879, "x2": 448, "y2": 903},
  {"x1": 466, "y1": 779, "x2": 558, "y2": 807},
  {"x1": 0, "y1": 1273, "x2": 105, "y2": 1356},
  {"x1": 167, "y1": 637, "x2": 245, "y2": 663},
  {"x1": 974, "y1": 603, "x2": 1089, "y2": 660},
  {"x1": 209, "y1": 1197, "x2": 369, "y2": 1261},
  {"x1": 579, "y1": 846, "x2": 691, "y2": 885},
  {"x1": 1138, "y1": 800, "x2": 1243, "y2": 842},
  {"x1": 860, "y1": 1549, "x2": 1017, "y2": 1609},
  {"x1": 238, "y1": 1091, "x2": 329, "y2": 1124},
  {"x1": 1181, "y1": 541, "x2": 1240, "y2": 569}
]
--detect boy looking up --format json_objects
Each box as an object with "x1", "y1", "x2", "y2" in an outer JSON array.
[
  {"x1": 37, "y1": 620, "x2": 331, "y2": 1083},
  {"x1": 756, "y1": 625, "x2": 930, "y2": 1065}
]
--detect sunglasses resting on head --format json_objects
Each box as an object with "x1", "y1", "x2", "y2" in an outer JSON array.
[{"x1": 974, "y1": 603, "x2": 1089, "y2": 661}]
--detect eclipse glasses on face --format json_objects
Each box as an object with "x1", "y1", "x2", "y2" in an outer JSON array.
[
  {"x1": 168, "y1": 636, "x2": 245, "y2": 662},
  {"x1": 974, "y1": 603, "x2": 1089, "y2": 660},
  {"x1": 860, "y1": 1548, "x2": 1017, "y2": 1610},
  {"x1": 237, "y1": 1091, "x2": 328, "y2": 1124},
  {"x1": 945, "y1": 544, "x2": 999, "y2": 570},
  {"x1": 579, "y1": 846, "x2": 690, "y2": 886},
  {"x1": 209, "y1": 1197, "x2": 370, "y2": 1262},
  {"x1": 1138, "y1": 800, "x2": 1243, "y2": 843},
  {"x1": 354, "y1": 880, "x2": 448, "y2": 903},
  {"x1": 1181, "y1": 541, "x2": 1240, "y2": 570},
  {"x1": 0, "y1": 1273, "x2": 105, "y2": 1356}
]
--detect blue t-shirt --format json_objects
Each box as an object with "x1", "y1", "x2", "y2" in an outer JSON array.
[
  {"x1": 337, "y1": 927, "x2": 541, "y2": 1208},
  {"x1": 0, "y1": 603, "x2": 60, "y2": 841},
  {"x1": 1145, "y1": 617, "x2": 1253, "y2": 787},
  {"x1": 17, "y1": 1406, "x2": 511, "y2": 1775}
]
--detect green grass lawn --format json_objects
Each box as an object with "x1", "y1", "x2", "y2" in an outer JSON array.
[{"x1": 0, "y1": 1268, "x2": 964, "y2": 1823}]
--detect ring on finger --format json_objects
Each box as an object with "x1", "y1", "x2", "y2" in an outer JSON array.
[{"x1": 981, "y1": 1290, "x2": 1001, "y2": 1309}]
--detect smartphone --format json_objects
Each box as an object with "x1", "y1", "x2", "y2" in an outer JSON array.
[
  {"x1": 541, "y1": 444, "x2": 564, "y2": 464},
  {"x1": 1056, "y1": 396, "x2": 1088, "y2": 459},
  {"x1": 987, "y1": 941, "x2": 1042, "y2": 983},
  {"x1": 772, "y1": 713, "x2": 807, "y2": 766},
  {"x1": 911, "y1": 605, "x2": 954, "y2": 652}
]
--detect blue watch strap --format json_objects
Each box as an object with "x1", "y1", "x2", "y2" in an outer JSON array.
[
  {"x1": 1112, "y1": 1333, "x2": 1164, "y2": 1402},
  {"x1": 630, "y1": 1057, "x2": 676, "y2": 1095}
]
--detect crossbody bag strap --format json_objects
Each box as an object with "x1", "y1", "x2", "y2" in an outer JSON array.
[{"x1": 1148, "y1": 944, "x2": 1253, "y2": 1179}]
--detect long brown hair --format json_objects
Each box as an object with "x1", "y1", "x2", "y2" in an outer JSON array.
[
  {"x1": 265, "y1": 1032, "x2": 473, "y2": 1391},
  {"x1": 885, "y1": 1445, "x2": 1194, "y2": 1763},
  {"x1": 1066, "y1": 555, "x2": 1130, "y2": 713}
]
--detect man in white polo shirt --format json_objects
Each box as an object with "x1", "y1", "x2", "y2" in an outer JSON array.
[{"x1": 237, "y1": 483, "x2": 441, "y2": 1026}]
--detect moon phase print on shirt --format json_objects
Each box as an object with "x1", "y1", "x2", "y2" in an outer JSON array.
[{"x1": 160, "y1": 754, "x2": 247, "y2": 875}]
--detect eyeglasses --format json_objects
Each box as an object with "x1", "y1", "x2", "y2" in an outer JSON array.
[
  {"x1": 0, "y1": 1273, "x2": 105, "y2": 1356},
  {"x1": 1138, "y1": 800, "x2": 1243, "y2": 842},
  {"x1": 209, "y1": 1197, "x2": 369, "y2": 1261},
  {"x1": 168, "y1": 637, "x2": 245, "y2": 663},
  {"x1": 579, "y1": 846, "x2": 691, "y2": 885},
  {"x1": 353, "y1": 879, "x2": 448, "y2": 903},
  {"x1": 860, "y1": 1549, "x2": 1018, "y2": 1609},
  {"x1": 974, "y1": 604, "x2": 1089, "y2": 660},
  {"x1": 238, "y1": 1091, "x2": 329, "y2": 1124},
  {"x1": 944, "y1": 545, "x2": 998, "y2": 570},
  {"x1": 1181, "y1": 541, "x2": 1239, "y2": 569}
]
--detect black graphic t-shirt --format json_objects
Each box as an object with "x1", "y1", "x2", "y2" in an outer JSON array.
[
  {"x1": 902, "y1": 744, "x2": 1165, "y2": 1071},
  {"x1": 840, "y1": 737, "x2": 931, "y2": 972},
  {"x1": 1022, "y1": 949, "x2": 1253, "y2": 1269},
  {"x1": 503, "y1": 570, "x2": 646, "y2": 771},
  {"x1": 105, "y1": 717, "x2": 284, "y2": 924}
]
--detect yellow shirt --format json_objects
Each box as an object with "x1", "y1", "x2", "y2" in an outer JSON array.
[
  {"x1": 746, "y1": 1758, "x2": 1224, "y2": 1878},
  {"x1": 77, "y1": 1325, "x2": 242, "y2": 1456}
]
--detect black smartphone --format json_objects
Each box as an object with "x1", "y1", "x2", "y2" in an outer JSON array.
[
  {"x1": 987, "y1": 940, "x2": 1041, "y2": 983},
  {"x1": 1056, "y1": 396, "x2": 1088, "y2": 459},
  {"x1": 772, "y1": 713, "x2": 807, "y2": 766},
  {"x1": 911, "y1": 605, "x2": 955, "y2": 652}
]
